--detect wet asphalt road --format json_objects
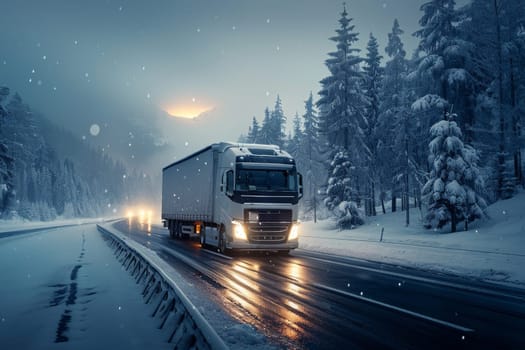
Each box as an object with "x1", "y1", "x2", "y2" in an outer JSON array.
[{"x1": 116, "y1": 220, "x2": 525, "y2": 349}]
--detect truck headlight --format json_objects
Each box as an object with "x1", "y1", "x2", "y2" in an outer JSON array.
[
  {"x1": 232, "y1": 221, "x2": 247, "y2": 240},
  {"x1": 288, "y1": 223, "x2": 300, "y2": 241}
]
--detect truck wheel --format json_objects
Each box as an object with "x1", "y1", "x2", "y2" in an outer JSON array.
[
  {"x1": 175, "y1": 222, "x2": 182, "y2": 239},
  {"x1": 200, "y1": 231, "x2": 206, "y2": 248},
  {"x1": 168, "y1": 221, "x2": 174, "y2": 238},
  {"x1": 219, "y1": 230, "x2": 229, "y2": 255}
]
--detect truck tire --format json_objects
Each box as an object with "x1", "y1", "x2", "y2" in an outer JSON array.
[
  {"x1": 175, "y1": 222, "x2": 182, "y2": 239},
  {"x1": 200, "y1": 230, "x2": 206, "y2": 248},
  {"x1": 168, "y1": 221, "x2": 175, "y2": 238},
  {"x1": 219, "y1": 228, "x2": 229, "y2": 255}
]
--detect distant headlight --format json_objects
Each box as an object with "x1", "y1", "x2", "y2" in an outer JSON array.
[
  {"x1": 232, "y1": 220, "x2": 247, "y2": 240},
  {"x1": 288, "y1": 223, "x2": 300, "y2": 241}
]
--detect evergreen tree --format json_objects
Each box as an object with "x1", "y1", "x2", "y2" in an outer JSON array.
[
  {"x1": 247, "y1": 117, "x2": 260, "y2": 143},
  {"x1": 378, "y1": 19, "x2": 410, "y2": 214},
  {"x1": 422, "y1": 113, "x2": 487, "y2": 233},
  {"x1": 258, "y1": 108, "x2": 272, "y2": 145},
  {"x1": 317, "y1": 5, "x2": 368, "y2": 223},
  {"x1": 325, "y1": 148, "x2": 364, "y2": 229},
  {"x1": 317, "y1": 4, "x2": 368, "y2": 153},
  {"x1": 270, "y1": 95, "x2": 287, "y2": 147},
  {"x1": 413, "y1": 0, "x2": 475, "y2": 139},
  {"x1": 296, "y1": 93, "x2": 324, "y2": 221},
  {"x1": 0, "y1": 87, "x2": 14, "y2": 217},
  {"x1": 363, "y1": 33, "x2": 383, "y2": 217}
]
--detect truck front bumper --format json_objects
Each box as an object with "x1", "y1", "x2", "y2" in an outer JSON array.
[{"x1": 227, "y1": 240, "x2": 298, "y2": 251}]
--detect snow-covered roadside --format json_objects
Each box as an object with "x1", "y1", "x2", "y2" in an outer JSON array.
[
  {"x1": 0, "y1": 217, "x2": 116, "y2": 235},
  {"x1": 299, "y1": 192, "x2": 525, "y2": 287},
  {"x1": 0, "y1": 224, "x2": 172, "y2": 349}
]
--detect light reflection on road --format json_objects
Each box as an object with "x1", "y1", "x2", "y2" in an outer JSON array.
[{"x1": 219, "y1": 256, "x2": 310, "y2": 343}]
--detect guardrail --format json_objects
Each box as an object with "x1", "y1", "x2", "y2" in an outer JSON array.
[{"x1": 97, "y1": 224, "x2": 228, "y2": 350}]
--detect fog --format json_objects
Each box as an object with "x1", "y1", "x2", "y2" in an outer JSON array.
[{"x1": 0, "y1": 0, "x2": 435, "y2": 172}]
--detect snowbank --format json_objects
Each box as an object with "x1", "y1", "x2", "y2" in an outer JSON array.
[{"x1": 299, "y1": 192, "x2": 525, "y2": 287}]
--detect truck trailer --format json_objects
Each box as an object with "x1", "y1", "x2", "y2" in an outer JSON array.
[{"x1": 161, "y1": 142, "x2": 302, "y2": 253}]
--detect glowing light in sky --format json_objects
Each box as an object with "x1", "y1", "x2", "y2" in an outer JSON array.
[{"x1": 164, "y1": 100, "x2": 213, "y2": 119}]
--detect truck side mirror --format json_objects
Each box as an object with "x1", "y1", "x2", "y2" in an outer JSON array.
[
  {"x1": 298, "y1": 173, "x2": 303, "y2": 199},
  {"x1": 226, "y1": 170, "x2": 234, "y2": 197}
]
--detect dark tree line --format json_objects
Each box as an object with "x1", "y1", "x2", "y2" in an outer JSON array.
[{"x1": 0, "y1": 87, "x2": 154, "y2": 221}]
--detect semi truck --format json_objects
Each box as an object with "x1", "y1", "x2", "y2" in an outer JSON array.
[{"x1": 161, "y1": 142, "x2": 302, "y2": 253}]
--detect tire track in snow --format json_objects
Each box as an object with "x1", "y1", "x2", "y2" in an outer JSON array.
[{"x1": 53, "y1": 232, "x2": 87, "y2": 343}]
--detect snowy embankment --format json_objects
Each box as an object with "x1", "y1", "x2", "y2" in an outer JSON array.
[
  {"x1": 300, "y1": 192, "x2": 525, "y2": 287},
  {"x1": 0, "y1": 217, "x2": 112, "y2": 235}
]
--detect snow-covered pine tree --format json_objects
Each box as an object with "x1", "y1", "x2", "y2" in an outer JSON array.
[
  {"x1": 0, "y1": 87, "x2": 14, "y2": 217},
  {"x1": 422, "y1": 113, "x2": 487, "y2": 233},
  {"x1": 301, "y1": 92, "x2": 324, "y2": 221},
  {"x1": 377, "y1": 19, "x2": 410, "y2": 214},
  {"x1": 317, "y1": 4, "x2": 368, "y2": 153},
  {"x1": 325, "y1": 148, "x2": 364, "y2": 229},
  {"x1": 363, "y1": 33, "x2": 383, "y2": 217},
  {"x1": 270, "y1": 95, "x2": 287, "y2": 148},
  {"x1": 247, "y1": 117, "x2": 260, "y2": 143},
  {"x1": 287, "y1": 112, "x2": 303, "y2": 160},
  {"x1": 258, "y1": 107, "x2": 272, "y2": 145},
  {"x1": 317, "y1": 5, "x2": 368, "y2": 224},
  {"x1": 465, "y1": 0, "x2": 525, "y2": 198}
]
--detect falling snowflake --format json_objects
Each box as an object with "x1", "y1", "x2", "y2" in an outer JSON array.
[
  {"x1": 122, "y1": 174, "x2": 127, "y2": 179},
  {"x1": 265, "y1": 91, "x2": 270, "y2": 96},
  {"x1": 90, "y1": 124, "x2": 100, "y2": 136},
  {"x1": 112, "y1": 208, "x2": 117, "y2": 214},
  {"x1": 128, "y1": 143, "x2": 132, "y2": 147},
  {"x1": 146, "y1": 92, "x2": 151, "y2": 99},
  {"x1": 232, "y1": 25, "x2": 236, "y2": 31},
  {"x1": 119, "y1": 6, "x2": 123, "y2": 11},
  {"x1": 141, "y1": 65, "x2": 146, "y2": 71},
  {"x1": 107, "y1": 203, "x2": 111, "y2": 208},
  {"x1": 82, "y1": 135, "x2": 86, "y2": 140},
  {"x1": 53, "y1": 86, "x2": 57, "y2": 91},
  {"x1": 276, "y1": 45, "x2": 280, "y2": 51},
  {"x1": 42, "y1": 55, "x2": 47, "y2": 60},
  {"x1": 192, "y1": 97, "x2": 196, "y2": 102},
  {"x1": 37, "y1": 80, "x2": 42, "y2": 86},
  {"x1": 360, "y1": 291, "x2": 364, "y2": 296},
  {"x1": 74, "y1": 40, "x2": 78, "y2": 45},
  {"x1": 104, "y1": 189, "x2": 108, "y2": 193},
  {"x1": 196, "y1": 27, "x2": 201, "y2": 33},
  {"x1": 117, "y1": 306, "x2": 122, "y2": 310},
  {"x1": 28, "y1": 78, "x2": 32, "y2": 83},
  {"x1": 32, "y1": 69, "x2": 36, "y2": 74},
  {"x1": 84, "y1": 72, "x2": 89, "y2": 78},
  {"x1": 2, "y1": 60, "x2": 6, "y2": 65},
  {"x1": 266, "y1": 18, "x2": 270, "y2": 24},
  {"x1": 184, "y1": 141, "x2": 189, "y2": 147}
]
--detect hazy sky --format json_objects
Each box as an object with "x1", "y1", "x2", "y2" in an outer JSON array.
[{"x1": 0, "y1": 0, "x2": 455, "y2": 166}]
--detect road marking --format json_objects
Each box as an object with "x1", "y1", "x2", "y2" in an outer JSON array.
[
  {"x1": 313, "y1": 283, "x2": 475, "y2": 333},
  {"x1": 303, "y1": 254, "x2": 525, "y2": 302},
  {"x1": 202, "y1": 249, "x2": 233, "y2": 260}
]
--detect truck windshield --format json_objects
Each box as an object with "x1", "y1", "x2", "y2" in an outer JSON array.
[{"x1": 235, "y1": 168, "x2": 297, "y2": 192}]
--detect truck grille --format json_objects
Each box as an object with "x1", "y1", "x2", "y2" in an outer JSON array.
[{"x1": 244, "y1": 209, "x2": 292, "y2": 244}]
